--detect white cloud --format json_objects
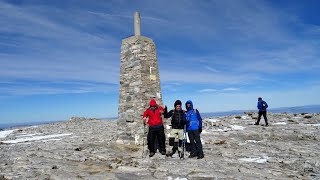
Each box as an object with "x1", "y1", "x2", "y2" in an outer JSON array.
[
  {"x1": 198, "y1": 87, "x2": 240, "y2": 93},
  {"x1": 0, "y1": 81, "x2": 118, "y2": 96},
  {"x1": 223, "y1": 88, "x2": 240, "y2": 91},
  {"x1": 205, "y1": 66, "x2": 220, "y2": 73},
  {"x1": 198, "y1": 89, "x2": 217, "y2": 93},
  {"x1": 160, "y1": 69, "x2": 261, "y2": 84}
]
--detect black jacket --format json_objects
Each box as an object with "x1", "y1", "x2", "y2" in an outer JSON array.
[{"x1": 164, "y1": 108, "x2": 185, "y2": 129}]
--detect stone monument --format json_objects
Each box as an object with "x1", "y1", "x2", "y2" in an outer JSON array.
[{"x1": 117, "y1": 12, "x2": 163, "y2": 145}]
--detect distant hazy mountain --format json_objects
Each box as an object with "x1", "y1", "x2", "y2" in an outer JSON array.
[
  {"x1": 1, "y1": 105, "x2": 319, "y2": 129},
  {"x1": 202, "y1": 104, "x2": 320, "y2": 118},
  {"x1": 0, "y1": 120, "x2": 65, "y2": 130},
  {"x1": 268, "y1": 104, "x2": 320, "y2": 114}
]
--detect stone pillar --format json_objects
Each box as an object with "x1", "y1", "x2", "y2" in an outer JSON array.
[
  {"x1": 134, "y1": 12, "x2": 141, "y2": 36},
  {"x1": 117, "y1": 12, "x2": 163, "y2": 145}
]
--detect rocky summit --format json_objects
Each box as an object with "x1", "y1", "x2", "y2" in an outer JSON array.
[{"x1": 0, "y1": 113, "x2": 319, "y2": 179}]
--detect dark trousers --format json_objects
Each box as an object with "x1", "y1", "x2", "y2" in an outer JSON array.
[
  {"x1": 188, "y1": 130, "x2": 203, "y2": 156},
  {"x1": 257, "y1": 111, "x2": 268, "y2": 125},
  {"x1": 147, "y1": 126, "x2": 166, "y2": 153}
]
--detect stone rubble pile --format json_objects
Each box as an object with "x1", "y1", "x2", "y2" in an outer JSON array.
[{"x1": 69, "y1": 117, "x2": 98, "y2": 122}]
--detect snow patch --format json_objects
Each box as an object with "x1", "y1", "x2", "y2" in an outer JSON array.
[
  {"x1": 205, "y1": 118, "x2": 220, "y2": 123},
  {"x1": 241, "y1": 116, "x2": 249, "y2": 120},
  {"x1": 15, "y1": 133, "x2": 43, "y2": 138},
  {"x1": 201, "y1": 130, "x2": 209, "y2": 134},
  {"x1": 206, "y1": 118, "x2": 221, "y2": 126},
  {"x1": 42, "y1": 138, "x2": 61, "y2": 142},
  {"x1": 305, "y1": 124, "x2": 320, "y2": 127},
  {"x1": 211, "y1": 127, "x2": 232, "y2": 132},
  {"x1": 292, "y1": 117, "x2": 302, "y2": 119},
  {"x1": 239, "y1": 156, "x2": 268, "y2": 163},
  {"x1": 27, "y1": 126, "x2": 39, "y2": 128},
  {"x1": 117, "y1": 166, "x2": 144, "y2": 172},
  {"x1": 0, "y1": 130, "x2": 16, "y2": 139},
  {"x1": 230, "y1": 125, "x2": 246, "y2": 130},
  {"x1": 1, "y1": 133, "x2": 72, "y2": 144},
  {"x1": 168, "y1": 176, "x2": 188, "y2": 180},
  {"x1": 245, "y1": 140, "x2": 262, "y2": 143},
  {"x1": 273, "y1": 122, "x2": 287, "y2": 125}
]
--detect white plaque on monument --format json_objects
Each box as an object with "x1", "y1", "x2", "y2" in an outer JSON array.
[{"x1": 150, "y1": 67, "x2": 156, "y2": 81}]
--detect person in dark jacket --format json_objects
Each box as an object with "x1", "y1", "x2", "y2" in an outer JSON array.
[
  {"x1": 255, "y1": 97, "x2": 269, "y2": 126},
  {"x1": 143, "y1": 99, "x2": 166, "y2": 157},
  {"x1": 164, "y1": 100, "x2": 185, "y2": 158},
  {"x1": 184, "y1": 100, "x2": 204, "y2": 159}
]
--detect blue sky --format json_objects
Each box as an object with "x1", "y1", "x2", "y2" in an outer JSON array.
[{"x1": 1, "y1": 0, "x2": 320, "y2": 123}]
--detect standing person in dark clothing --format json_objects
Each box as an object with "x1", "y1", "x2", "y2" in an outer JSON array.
[
  {"x1": 255, "y1": 97, "x2": 269, "y2": 126},
  {"x1": 164, "y1": 100, "x2": 185, "y2": 158},
  {"x1": 143, "y1": 99, "x2": 166, "y2": 157},
  {"x1": 184, "y1": 100, "x2": 204, "y2": 159}
]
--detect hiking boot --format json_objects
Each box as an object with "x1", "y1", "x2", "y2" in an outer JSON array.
[
  {"x1": 265, "y1": 123, "x2": 269, "y2": 127},
  {"x1": 254, "y1": 123, "x2": 259, "y2": 125},
  {"x1": 188, "y1": 153, "x2": 197, "y2": 158},
  {"x1": 149, "y1": 152, "x2": 155, "y2": 157},
  {"x1": 179, "y1": 152, "x2": 184, "y2": 159},
  {"x1": 197, "y1": 154, "x2": 204, "y2": 159},
  {"x1": 160, "y1": 151, "x2": 166, "y2": 155},
  {"x1": 166, "y1": 151, "x2": 175, "y2": 157}
]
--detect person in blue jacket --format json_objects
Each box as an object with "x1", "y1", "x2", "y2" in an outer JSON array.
[
  {"x1": 255, "y1": 97, "x2": 269, "y2": 126},
  {"x1": 184, "y1": 100, "x2": 204, "y2": 159}
]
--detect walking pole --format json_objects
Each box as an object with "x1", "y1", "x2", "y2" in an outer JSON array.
[
  {"x1": 181, "y1": 124, "x2": 186, "y2": 160},
  {"x1": 142, "y1": 123, "x2": 146, "y2": 158}
]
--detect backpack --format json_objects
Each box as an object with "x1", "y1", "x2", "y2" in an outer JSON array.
[{"x1": 261, "y1": 101, "x2": 266, "y2": 110}]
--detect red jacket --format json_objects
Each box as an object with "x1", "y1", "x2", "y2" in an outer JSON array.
[{"x1": 143, "y1": 99, "x2": 164, "y2": 127}]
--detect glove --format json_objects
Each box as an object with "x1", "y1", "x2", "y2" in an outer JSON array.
[{"x1": 198, "y1": 128, "x2": 202, "y2": 133}]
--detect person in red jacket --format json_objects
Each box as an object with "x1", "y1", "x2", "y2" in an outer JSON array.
[{"x1": 143, "y1": 99, "x2": 166, "y2": 157}]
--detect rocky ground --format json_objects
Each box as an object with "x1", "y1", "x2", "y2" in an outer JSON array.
[{"x1": 0, "y1": 113, "x2": 319, "y2": 180}]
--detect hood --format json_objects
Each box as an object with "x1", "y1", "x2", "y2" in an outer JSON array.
[
  {"x1": 174, "y1": 100, "x2": 182, "y2": 107},
  {"x1": 185, "y1": 100, "x2": 193, "y2": 110},
  {"x1": 149, "y1": 99, "x2": 157, "y2": 106}
]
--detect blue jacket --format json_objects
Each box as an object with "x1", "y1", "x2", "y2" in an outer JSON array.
[
  {"x1": 257, "y1": 100, "x2": 268, "y2": 111},
  {"x1": 184, "y1": 100, "x2": 202, "y2": 131}
]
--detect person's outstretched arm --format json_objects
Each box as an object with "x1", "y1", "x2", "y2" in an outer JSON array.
[{"x1": 164, "y1": 106, "x2": 173, "y2": 118}]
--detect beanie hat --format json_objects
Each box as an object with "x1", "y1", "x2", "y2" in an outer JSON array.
[{"x1": 174, "y1": 100, "x2": 182, "y2": 107}]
